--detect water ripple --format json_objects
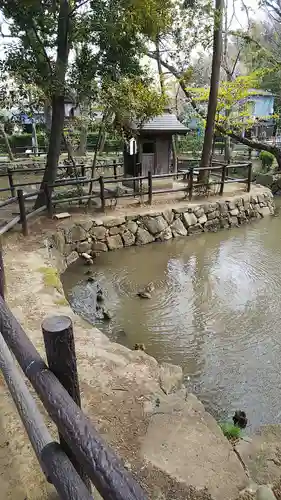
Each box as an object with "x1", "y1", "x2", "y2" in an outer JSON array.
[{"x1": 63, "y1": 209, "x2": 281, "y2": 432}]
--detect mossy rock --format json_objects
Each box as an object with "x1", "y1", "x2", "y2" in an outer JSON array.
[{"x1": 37, "y1": 267, "x2": 62, "y2": 292}]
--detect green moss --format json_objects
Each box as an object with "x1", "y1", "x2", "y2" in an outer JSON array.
[
  {"x1": 54, "y1": 297, "x2": 68, "y2": 306},
  {"x1": 38, "y1": 266, "x2": 61, "y2": 291},
  {"x1": 219, "y1": 422, "x2": 241, "y2": 441}
]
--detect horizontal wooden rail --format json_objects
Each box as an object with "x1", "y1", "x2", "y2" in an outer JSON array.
[
  {"x1": 26, "y1": 205, "x2": 47, "y2": 221},
  {"x1": 0, "y1": 216, "x2": 20, "y2": 236},
  {"x1": 0, "y1": 196, "x2": 18, "y2": 209},
  {"x1": 0, "y1": 334, "x2": 93, "y2": 500},
  {"x1": 103, "y1": 175, "x2": 146, "y2": 184},
  {"x1": 0, "y1": 297, "x2": 147, "y2": 500},
  {"x1": 53, "y1": 194, "x2": 100, "y2": 205}
]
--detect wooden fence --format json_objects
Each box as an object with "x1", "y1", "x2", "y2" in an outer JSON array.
[
  {"x1": 0, "y1": 161, "x2": 252, "y2": 236},
  {"x1": 0, "y1": 278, "x2": 147, "y2": 499}
]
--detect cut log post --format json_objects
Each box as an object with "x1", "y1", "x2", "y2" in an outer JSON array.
[{"x1": 42, "y1": 316, "x2": 90, "y2": 490}]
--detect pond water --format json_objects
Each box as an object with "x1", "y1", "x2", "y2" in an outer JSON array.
[{"x1": 62, "y1": 206, "x2": 281, "y2": 432}]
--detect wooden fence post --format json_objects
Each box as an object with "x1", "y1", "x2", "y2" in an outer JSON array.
[
  {"x1": 7, "y1": 168, "x2": 15, "y2": 197},
  {"x1": 0, "y1": 241, "x2": 5, "y2": 300},
  {"x1": 247, "y1": 162, "x2": 252, "y2": 193},
  {"x1": 99, "y1": 175, "x2": 105, "y2": 212},
  {"x1": 44, "y1": 184, "x2": 53, "y2": 218},
  {"x1": 17, "y1": 189, "x2": 28, "y2": 236},
  {"x1": 148, "y1": 171, "x2": 152, "y2": 205},
  {"x1": 113, "y1": 159, "x2": 117, "y2": 180},
  {"x1": 41, "y1": 315, "x2": 91, "y2": 491},
  {"x1": 220, "y1": 165, "x2": 226, "y2": 196},
  {"x1": 188, "y1": 168, "x2": 194, "y2": 201}
]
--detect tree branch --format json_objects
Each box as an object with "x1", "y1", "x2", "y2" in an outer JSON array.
[
  {"x1": 147, "y1": 51, "x2": 280, "y2": 157},
  {"x1": 69, "y1": 0, "x2": 89, "y2": 16}
]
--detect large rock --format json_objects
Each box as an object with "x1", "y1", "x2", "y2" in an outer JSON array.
[
  {"x1": 258, "y1": 206, "x2": 271, "y2": 217},
  {"x1": 126, "y1": 221, "x2": 138, "y2": 234},
  {"x1": 136, "y1": 228, "x2": 155, "y2": 245},
  {"x1": 76, "y1": 241, "x2": 92, "y2": 253},
  {"x1": 66, "y1": 225, "x2": 87, "y2": 243},
  {"x1": 52, "y1": 230, "x2": 66, "y2": 254},
  {"x1": 256, "y1": 173, "x2": 274, "y2": 188},
  {"x1": 194, "y1": 206, "x2": 205, "y2": 218},
  {"x1": 188, "y1": 223, "x2": 203, "y2": 234},
  {"x1": 162, "y1": 209, "x2": 174, "y2": 225},
  {"x1": 182, "y1": 212, "x2": 197, "y2": 227},
  {"x1": 204, "y1": 219, "x2": 220, "y2": 232},
  {"x1": 142, "y1": 216, "x2": 168, "y2": 235},
  {"x1": 66, "y1": 251, "x2": 79, "y2": 266},
  {"x1": 256, "y1": 486, "x2": 276, "y2": 500},
  {"x1": 92, "y1": 241, "x2": 108, "y2": 252},
  {"x1": 107, "y1": 235, "x2": 123, "y2": 250},
  {"x1": 91, "y1": 226, "x2": 107, "y2": 240},
  {"x1": 122, "y1": 230, "x2": 135, "y2": 247},
  {"x1": 159, "y1": 363, "x2": 183, "y2": 394},
  {"x1": 235, "y1": 425, "x2": 281, "y2": 486},
  {"x1": 103, "y1": 217, "x2": 125, "y2": 228},
  {"x1": 171, "y1": 218, "x2": 187, "y2": 237},
  {"x1": 198, "y1": 214, "x2": 207, "y2": 225},
  {"x1": 142, "y1": 392, "x2": 248, "y2": 500},
  {"x1": 156, "y1": 227, "x2": 173, "y2": 241}
]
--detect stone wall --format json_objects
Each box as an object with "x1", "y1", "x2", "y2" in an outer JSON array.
[
  {"x1": 53, "y1": 190, "x2": 275, "y2": 265},
  {"x1": 255, "y1": 173, "x2": 281, "y2": 195}
]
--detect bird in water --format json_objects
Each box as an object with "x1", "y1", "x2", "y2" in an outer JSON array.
[
  {"x1": 134, "y1": 343, "x2": 145, "y2": 351},
  {"x1": 137, "y1": 283, "x2": 155, "y2": 299},
  {"x1": 233, "y1": 410, "x2": 248, "y2": 429},
  {"x1": 96, "y1": 286, "x2": 104, "y2": 302}
]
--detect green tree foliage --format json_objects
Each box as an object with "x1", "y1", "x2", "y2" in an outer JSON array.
[{"x1": 0, "y1": 0, "x2": 174, "y2": 205}]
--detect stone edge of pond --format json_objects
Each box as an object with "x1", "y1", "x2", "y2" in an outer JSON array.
[{"x1": 51, "y1": 187, "x2": 275, "y2": 266}]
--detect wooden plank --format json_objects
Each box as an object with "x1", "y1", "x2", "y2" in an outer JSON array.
[{"x1": 53, "y1": 212, "x2": 71, "y2": 220}]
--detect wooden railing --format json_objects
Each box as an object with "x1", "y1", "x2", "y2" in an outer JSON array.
[
  {"x1": 0, "y1": 276, "x2": 147, "y2": 499},
  {"x1": 0, "y1": 161, "x2": 252, "y2": 236}
]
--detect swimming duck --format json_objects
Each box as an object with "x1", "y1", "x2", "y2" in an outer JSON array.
[
  {"x1": 101, "y1": 307, "x2": 112, "y2": 321},
  {"x1": 96, "y1": 289, "x2": 104, "y2": 302},
  {"x1": 233, "y1": 410, "x2": 247, "y2": 429},
  {"x1": 134, "y1": 343, "x2": 145, "y2": 351},
  {"x1": 137, "y1": 283, "x2": 155, "y2": 299}
]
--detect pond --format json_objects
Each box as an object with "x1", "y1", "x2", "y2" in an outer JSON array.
[{"x1": 62, "y1": 206, "x2": 281, "y2": 432}]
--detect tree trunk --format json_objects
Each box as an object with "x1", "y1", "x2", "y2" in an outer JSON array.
[
  {"x1": 199, "y1": 0, "x2": 224, "y2": 180},
  {"x1": 77, "y1": 124, "x2": 88, "y2": 156},
  {"x1": 44, "y1": 101, "x2": 52, "y2": 133},
  {"x1": 34, "y1": 95, "x2": 65, "y2": 208},
  {"x1": 0, "y1": 124, "x2": 14, "y2": 161},
  {"x1": 34, "y1": 0, "x2": 71, "y2": 208},
  {"x1": 32, "y1": 121, "x2": 39, "y2": 156},
  {"x1": 99, "y1": 130, "x2": 107, "y2": 154},
  {"x1": 88, "y1": 116, "x2": 105, "y2": 196}
]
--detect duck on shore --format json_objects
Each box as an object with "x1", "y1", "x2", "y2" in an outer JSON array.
[
  {"x1": 233, "y1": 410, "x2": 248, "y2": 429},
  {"x1": 137, "y1": 283, "x2": 155, "y2": 299}
]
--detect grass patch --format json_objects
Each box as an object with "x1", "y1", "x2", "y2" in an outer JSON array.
[
  {"x1": 219, "y1": 422, "x2": 241, "y2": 441},
  {"x1": 38, "y1": 266, "x2": 61, "y2": 291}
]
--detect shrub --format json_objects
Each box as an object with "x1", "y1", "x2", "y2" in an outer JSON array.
[
  {"x1": 219, "y1": 422, "x2": 241, "y2": 441},
  {"x1": 259, "y1": 150, "x2": 275, "y2": 171}
]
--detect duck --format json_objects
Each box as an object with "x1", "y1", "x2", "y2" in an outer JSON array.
[
  {"x1": 96, "y1": 288, "x2": 104, "y2": 302},
  {"x1": 87, "y1": 275, "x2": 95, "y2": 283},
  {"x1": 233, "y1": 410, "x2": 247, "y2": 429},
  {"x1": 134, "y1": 343, "x2": 145, "y2": 351},
  {"x1": 101, "y1": 307, "x2": 112, "y2": 321},
  {"x1": 137, "y1": 283, "x2": 155, "y2": 299}
]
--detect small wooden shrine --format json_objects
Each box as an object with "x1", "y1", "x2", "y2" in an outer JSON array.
[{"x1": 123, "y1": 111, "x2": 188, "y2": 181}]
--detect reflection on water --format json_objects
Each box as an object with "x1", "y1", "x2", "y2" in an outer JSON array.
[{"x1": 62, "y1": 210, "x2": 281, "y2": 431}]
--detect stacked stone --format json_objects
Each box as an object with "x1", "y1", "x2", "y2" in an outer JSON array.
[{"x1": 52, "y1": 191, "x2": 275, "y2": 266}]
